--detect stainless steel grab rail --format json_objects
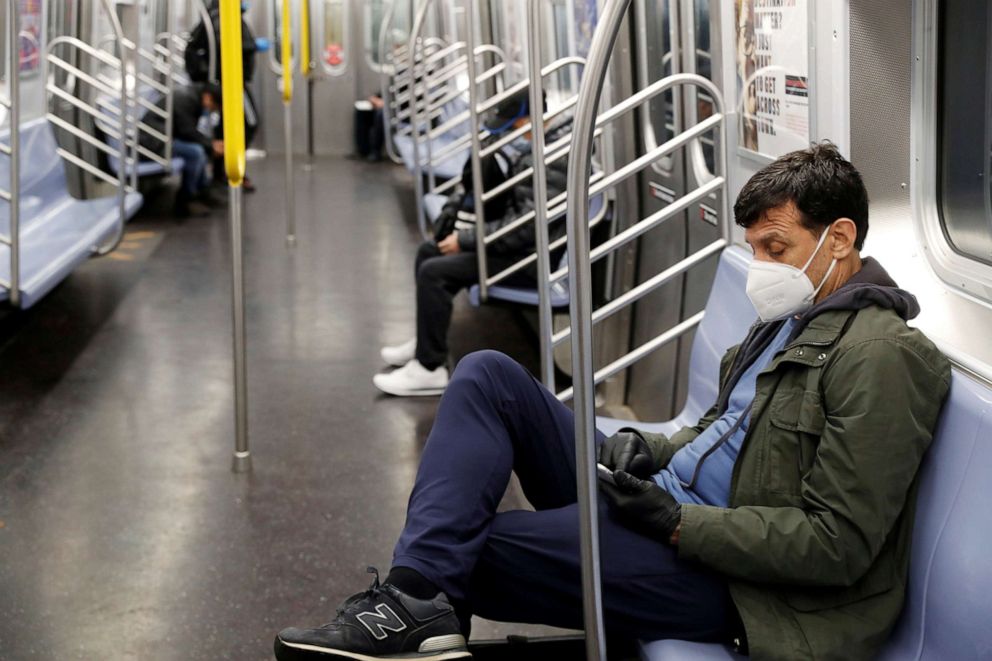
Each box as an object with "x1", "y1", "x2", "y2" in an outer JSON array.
[
  {"x1": 562, "y1": 1, "x2": 731, "y2": 657},
  {"x1": 43, "y1": 0, "x2": 131, "y2": 258},
  {"x1": 0, "y1": 0, "x2": 21, "y2": 305}
]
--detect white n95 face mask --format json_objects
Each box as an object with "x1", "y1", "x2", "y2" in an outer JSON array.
[{"x1": 746, "y1": 224, "x2": 838, "y2": 322}]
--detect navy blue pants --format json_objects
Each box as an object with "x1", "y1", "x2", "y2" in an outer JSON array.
[
  {"x1": 172, "y1": 139, "x2": 209, "y2": 196},
  {"x1": 393, "y1": 351, "x2": 736, "y2": 643}
]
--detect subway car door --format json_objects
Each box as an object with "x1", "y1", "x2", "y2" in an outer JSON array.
[{"x1": 622, "y1": 0, "x2": 694, "y2": 421}]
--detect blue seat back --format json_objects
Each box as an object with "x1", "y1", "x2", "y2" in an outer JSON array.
[
  {"x1": 678, "y1": 246, "x2": 757, "y2": 424},
  {"x1": 878, "y1": 371, "x2": 992, "y2": 660},
  {"x1": 0, "y1": 119, "x2": 71, "y2": 224}
]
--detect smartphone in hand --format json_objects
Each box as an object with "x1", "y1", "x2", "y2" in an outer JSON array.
[{"x1": 596, "y1": 463, "x2": 616, "y2": 486}]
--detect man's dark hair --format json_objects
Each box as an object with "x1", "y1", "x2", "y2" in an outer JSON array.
[
  {"x1": 734, "y1": 141, "x2": 869, "y2": 250},
  {"x1": 202, "y1": 82, "x2": 223, "y2": 106}
]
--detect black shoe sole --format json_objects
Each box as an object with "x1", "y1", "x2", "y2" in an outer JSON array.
[{"x1": 274, "y1": 636, "x2": 472, "y2": 661}]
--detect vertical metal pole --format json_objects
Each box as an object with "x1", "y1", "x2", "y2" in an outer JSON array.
[
  {"x1": 463, "y1": 0, "x2": 489, "y2": 302},
  {"x1": 301, "y1": 0, "x2": 314, "y2": 171},
  {"x1": 8, "y1": 0, "x2": 21, "y2": 308},
  {"x1": 527, "y1": 0, "x2": 554, "y2": 390},
  {"x1": 566, "y1": 1, "x2": 631, "y2": 659},
  {"x1": 281, "y1": 0, "x2": 296, "y2": 246},
  {"x1": 305, "y1": 77, "x2": 314, "y2": 169},
  {"x1": 220, "y1": 0, "x2": 251, "y2": 473},
  {"x1": 284, "y1": 101, "x2": 295, "y2": 244},
  {"x1": 229, "y1": 183, "x2": 250, "y2": 471}
]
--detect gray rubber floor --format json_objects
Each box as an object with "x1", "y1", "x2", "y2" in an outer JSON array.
[{"x1": 0, "y1": 156, "x2": 572, "y2": 660}]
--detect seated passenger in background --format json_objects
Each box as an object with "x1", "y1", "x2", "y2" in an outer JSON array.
[
  {"x1": 374, "y1": 88, "x2": 570, "y2": 397},
  {"x1": 276, "y1": 143, "x2": 951, "y2": 661},
  {"x1": 142, "y1": 83, "x2": 224, "y2": 217}
]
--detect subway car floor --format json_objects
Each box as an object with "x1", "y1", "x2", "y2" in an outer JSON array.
[{"x1": 0, "y1": 155, "x2": 575, "y2": 660}]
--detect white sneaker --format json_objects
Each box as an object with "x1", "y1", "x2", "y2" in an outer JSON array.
[
  {"x1": 373, "y1": 359, "x2": 449, "y2": 397},
  {"x1": 380, "y1": 337, "x2": 417, "y2": 367}
]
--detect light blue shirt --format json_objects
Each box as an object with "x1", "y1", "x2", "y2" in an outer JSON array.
[{"x1": 654, "y1": 318, "x2": 797, "y2": 507}]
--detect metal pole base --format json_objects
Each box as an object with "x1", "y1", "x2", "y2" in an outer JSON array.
[{"x1": 232, "y1": 450, "x2": 252, "y2": 473}]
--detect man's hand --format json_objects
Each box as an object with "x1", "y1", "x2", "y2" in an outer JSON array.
[
  {"x1": 212, "y1": 140, "x2": 224, "y2": 157},
  {"x1": 438, "y1": 231, "x2": 461, "y2": 255},
  {"x1": 598, "y1": 431, "x2": 658, "y2": 479},
  {"x1": 599, "y1": 470, "x2": 682, "y2": 545}
]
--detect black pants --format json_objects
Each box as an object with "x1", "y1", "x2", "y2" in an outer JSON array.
[
  {"x1": 414, "y1": 242, "x2": 531, "y2": 370},
  {"x1": 393, "y1": 351, "x2": 736, "y2": 642}
]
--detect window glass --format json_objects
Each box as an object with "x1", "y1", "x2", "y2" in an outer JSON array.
[
  {"x1": 938, "y1": 0, "x2": 992, "y2": 266},
  {"x1": 270, "y1": 0, "x2": 293, "y2": 68},
  {"x1": 321, "y1": 0, "x2": 346, "y2": 74},
  {"x1": 635, "y1": 0, "x2": 675, "y2": 153},
  {"x1": 693, "y1": 0, "x2": 715, "y2": 172}
]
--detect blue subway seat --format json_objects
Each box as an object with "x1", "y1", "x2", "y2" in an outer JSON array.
[
  {"x1": 467, "y1": 192, "x2": 607, "y2": 310},
  {"x1": 97, "y1": 88, "x2": 184, "y2": 179},
  {"x1": 627, "y1": 247, "x2": 992, "y2": 661},
  {"x1": 0, "y1": 118, "x2": 143, "y2": 309},
  {"x1": 423, "y1": 193, "x2": 448, "y2": 224},
  {"x1": 394, "y1": 132, "x2": 469, "y2": 180},
  {"x1": 596, "y1": 246, "x2": 756, "y2": 438}
]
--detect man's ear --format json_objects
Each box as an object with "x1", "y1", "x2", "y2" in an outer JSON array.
[{"x1": 830, "y1": 218, "x2": 858, "y2": 259}]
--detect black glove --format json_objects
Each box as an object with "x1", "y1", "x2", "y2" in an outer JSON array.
[
  {"x1": 597, "y1": 430, "x2": 658, "y2": 479},
  {"x1": 599, "y1": 470, "x2": 682, "y2": 543},
  {"x1": 433, "y1": 208, "x2": 457, "y2": 242}
]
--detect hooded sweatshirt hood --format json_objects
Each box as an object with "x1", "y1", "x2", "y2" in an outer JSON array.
[
  {"x1": 714, "y1": 257, "x2": 918, "y2": 415},
  {"x1": 797, "y1": 256, "x2": 919, "y2": 325}
]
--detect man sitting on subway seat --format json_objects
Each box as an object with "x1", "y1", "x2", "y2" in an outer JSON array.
[
  {"x1": 373, "y1": 87, "x2": 571, "y2": 397},
  {"x1": 276, "y1": 143, "x2": 950, "y2": 661}
]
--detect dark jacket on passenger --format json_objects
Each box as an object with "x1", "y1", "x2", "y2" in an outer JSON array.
[
  {"x1": 185, "y1": 6, "x2": 257, "y2": 83},
  {"x1": 140, "y1": 86, "x2": 210, "y2": 155},
  {"x1": 635, "y1": 259, "x2": 950, "y2": 661},
  {"x1": 450, "y1": 120, "x2": 573, "y2": 260}
]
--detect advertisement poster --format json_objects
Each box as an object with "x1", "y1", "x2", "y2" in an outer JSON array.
[
  {"x1": 734, "y1": 0, "x2": 810, "y2": 159},
  {"x1": 19, "y1": 0, "x2": 43, "y2": 75},
  {"x1": 573, "y1": 0, "x2": 598, "y2": 59}
]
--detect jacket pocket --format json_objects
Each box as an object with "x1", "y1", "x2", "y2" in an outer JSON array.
[{"x1": 766, "y1": 388, "x2": 826, "y2": 493}]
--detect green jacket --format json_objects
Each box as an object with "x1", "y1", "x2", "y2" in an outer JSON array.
[{"x1": 639, "y1": 271, "x2": 950, "y2": 660}]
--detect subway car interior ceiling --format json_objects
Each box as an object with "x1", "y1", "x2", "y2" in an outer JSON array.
[{"x1": 1, "y1": 0, "x2": 991, "y2": 660}]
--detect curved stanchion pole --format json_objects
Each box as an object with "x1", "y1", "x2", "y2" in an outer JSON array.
[
  {"x1": 95, "y1": 0, "x2": 129, "y2": 256},
  {"x1": 4, "y1": 0, "x2": 20, "y2": 307},
  {"x1": 301, "y1": 0, "x2": 314, "y2": 171},
  {"x1": 527, "y1": 0, "x2": 554, "y2": 390},
  {"x1": 565, "y1": 0, "x2": 632, "y2": 658},
  {"x1": 281, "y1": 0, "x2": 296, "y2": 246},
  {"x1": 220, "y1": 0, "x2": 251, "y2": 473},
  {"x1": 377, "y1": 1, "x2": 402, "y2": 164},
  {"x1": 194, "y1": 0, "x2": 218, "y2": 83},
  {"x1": 408, "y1": 0, "x2": 433, "y2": 241}
]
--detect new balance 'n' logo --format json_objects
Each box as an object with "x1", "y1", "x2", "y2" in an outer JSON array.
[{"x1": 356, "y1": 604, "x2": 408, "y2": 640}]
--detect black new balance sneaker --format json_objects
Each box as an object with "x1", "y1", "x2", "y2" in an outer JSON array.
[{"x1": 274, "y1": 568, "x2": 471, "y2": 661}]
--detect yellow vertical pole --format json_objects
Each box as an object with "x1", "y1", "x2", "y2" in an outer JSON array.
[
  {"x1": 219, "y1": 0, "x2": 250, "y2": 472},
  {"x1": 281, "y1": 0, "x2": 296, "y2": 245}
]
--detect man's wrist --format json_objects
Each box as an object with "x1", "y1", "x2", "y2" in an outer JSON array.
[{"x1": 669, "y1": 520, "x2": 681, "y2": 546}]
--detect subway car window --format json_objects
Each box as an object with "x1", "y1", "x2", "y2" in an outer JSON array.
[
  {"x1": 635, "y1": 0, "x2": 675, "y2": 168},
  {"x1": 320, "y1": 0, "x2": 347, "y2": 74},
  {"x1": 270, "y1": 0, "x2": 294, "y2": 68},
  {"x1": 938, "y1": 0, "x2": 992, "y2": 266}
]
